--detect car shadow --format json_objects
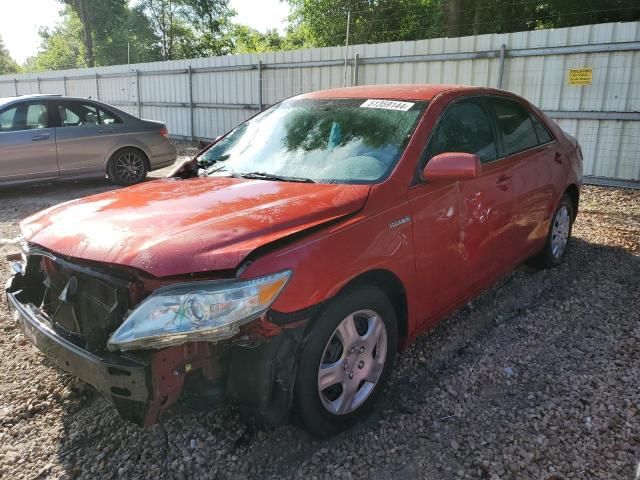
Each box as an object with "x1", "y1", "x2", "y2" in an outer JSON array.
[
  {"x1": 0, "y1": 179, "x2": 118, "y2": 214},
  {"x1": 45, "y1": 236, "x2": 639, "y2": 478}
]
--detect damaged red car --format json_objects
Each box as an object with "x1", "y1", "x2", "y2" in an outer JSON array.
[{"x1": 5, "y1": 84, "x2": 582, "y2": 436}]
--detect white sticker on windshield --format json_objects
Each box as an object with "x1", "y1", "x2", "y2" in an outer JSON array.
[{"x1": 360, "y1": 99, "x2": 415, "y2": 111}]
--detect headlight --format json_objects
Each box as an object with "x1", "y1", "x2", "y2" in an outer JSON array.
[{"x1": 107, "y1": 270, "x2": 291, "y2": 351}]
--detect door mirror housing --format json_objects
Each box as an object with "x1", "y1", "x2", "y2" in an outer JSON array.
[{"x1": 422, "y1": 152, "x2": 481, "y2": 182}]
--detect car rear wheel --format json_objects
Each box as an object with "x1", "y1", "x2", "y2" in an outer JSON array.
[
  {"x1": 294, "y1": 286, "x2": 398, "y2": 436},
  {"x1": 532, "y1": 193, "x2": 574, "y2": 268},
  {"x1": 107, "y1": 148, "x2": 149, "y2": 186}
]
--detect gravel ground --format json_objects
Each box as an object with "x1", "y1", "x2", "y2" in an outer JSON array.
[{"x1": 0, "y1": 148, "x2": 638, "y2": 479}]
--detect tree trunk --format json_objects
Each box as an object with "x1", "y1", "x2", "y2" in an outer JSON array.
[
  {"x1": 81, "y1": 9, "x2": 95, "y2": 67},
  {"x1": 68, "y1": 0, "x2": 94, "y2": 67},
  {"x1": 472, "y1": 0, "x2": 482, "y2": 35},
  {"x1": 443, "y1": 0, "x2": 462, "y2": 38}
]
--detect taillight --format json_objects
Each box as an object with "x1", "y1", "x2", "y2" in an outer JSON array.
[{"x1": 160, "y1": 127, "x2": 169, "y2": 138}]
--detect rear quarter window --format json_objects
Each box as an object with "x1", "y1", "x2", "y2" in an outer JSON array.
[{"x1": 531, "y1": 115, "x2": 553, "y2": 144}]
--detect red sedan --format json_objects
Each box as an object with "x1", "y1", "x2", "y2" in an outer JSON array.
[{"x1": 6, "y1": 84, "x2": 582, "y2": 436}]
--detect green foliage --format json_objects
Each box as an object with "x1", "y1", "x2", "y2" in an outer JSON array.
[
  {"x1": 25, "y1": 4, "x2": 162, "y2": 71},
  {"x1": 17, "y1": 0, "x2": 640, "y2": 71},
  {"x1": 138, "y1": 0, "x2": 235, "y2": 60},
  {"x1": 0, "y1": 35, "x2": 20, "y2": 75},
  {"x1": 60, "y1": 0, "x2": 128, "y2": 67},
  {"x1": 440, "y1": 0, "x2": 640, "y2": 38},
  {"x1": 95, "y1": 5, "x2": 163, "y2": 65},
  {"x1": 230, "y1": 26, "x2": 286, "y2": 53},
  {"x1": 286, "y1": 0, "x2": 443, "y2": 47},
  {"x1": 24, "y1": 12, "x2": 85, "y2": 71},
  {"x1": 180, "y1": 0, "x2": 236, "y2": 56},
  {"x1": 287, "y1": 0, "x2": 640, "y2": 46}
]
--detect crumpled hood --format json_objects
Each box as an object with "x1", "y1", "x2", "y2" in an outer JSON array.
[{"x1": 21, "y1": 177, "x2": 370, "y2": 277}]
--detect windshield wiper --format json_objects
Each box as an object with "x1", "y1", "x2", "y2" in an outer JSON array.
[{"x1": 232, "y1": 171, "x2": 315, "y2": 183}]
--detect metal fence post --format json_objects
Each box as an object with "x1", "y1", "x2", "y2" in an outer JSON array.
[
  {"x1": 497, "y1": 44, "x2": 506, "y2": 89},
  {"x1": 36, "y1": 77, "x2": 41, "y2": 93},
  {"x1": 95, "y1": 73, "x2": 100, "y2": 99},
  {"x1": 188, "y1": 65, "x2": 194, "y2": 140},
  {"x1": 257, "y1": 61, "x2": 263, "y2": 112},
  {"x1": 136, "y1": 69, "x2": 142, "y2": 118},
  {"x1": 13, "y1": 78, "x2": 18, "y2": 95},
  {"x1": 63, "y1": 76, "x2": 67, "y2": 95},
  {"x1": 353, "y1": 53, "x2": 360, "y2": 86}
]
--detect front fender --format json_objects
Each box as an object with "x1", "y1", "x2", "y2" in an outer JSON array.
[{"x1": 239, "y1": 197, "x2": 417, "y2": 333}]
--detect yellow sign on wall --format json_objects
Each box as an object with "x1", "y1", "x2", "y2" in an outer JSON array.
[{"x1": 568, "y1": 68, "x2": 593, "y2": 85}]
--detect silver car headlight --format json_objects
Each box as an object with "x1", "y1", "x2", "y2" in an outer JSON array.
[{"x1": 107, "y1": 270, "x2": 291, "y2": 351}]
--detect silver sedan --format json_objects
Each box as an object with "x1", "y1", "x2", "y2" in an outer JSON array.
[{"x1": 0, "y1": 94, "x2": 177, "y2": 186}]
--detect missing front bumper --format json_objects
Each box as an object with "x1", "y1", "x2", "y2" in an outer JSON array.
[
  {"x1": 5, "y1": 270, "x2": 312, "y2": 429},
  {"x1": 5, "y1": 288, "x2": 151, "y2": 403}
]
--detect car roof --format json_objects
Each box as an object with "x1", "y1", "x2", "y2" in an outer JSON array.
[
  {"x1": 298, "y1": 83, "x2": 481, "y2": 101},
  {"x1": 0, "y1": 94, "x2": 101, "y2": 107}
]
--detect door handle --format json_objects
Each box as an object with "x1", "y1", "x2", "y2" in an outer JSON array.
[
  {"x1": 554, "y1": 152, "x2": 563, "y2": 164},
  {"x1": 98, "y1": 129, "x2": 114, "y2": 134},
  {"x1": 31, "y1": 133, "x2": 50, "y2": 141},
  {"x1": 496, "y1": 174, "x2": 511, "y2": 191}
]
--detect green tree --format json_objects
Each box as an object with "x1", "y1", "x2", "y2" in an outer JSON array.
[
  {"x1": 441, "y1": 0, "x2": 640, "y2": 38},
  {"x1": 288, "y1": 0, "x2": 640, "y2": 46},
  {"x1": 286, "y1": 0, "x2": 443, "y2": 47},
  {"x1": 25, "y1": 4, "x2": 161, "y2": 71},
  {"x1": 230, "y1": 25, "x2": 285, "y2": 53},
  {"x1": 180, "y1": 0, "x2": 235, "y2": 56},
  {"x1": 0, "y1": 35, "x2": 20, "y2": 75},
  {"x1": 60, "y1": 0, "x2": 128, "y2": 67},
  {"x1": 24, "y1": 15, "x2": 85, "y2": 71},
  {"x1": 94, "y1": 5, "x2": 163, "y2": 65},
  {"x1": 138, "y1": 0, "x2": 236, "y2": 59},
  {"x1": 137, "y1": 0, "x2": 180, "y2": 60}
]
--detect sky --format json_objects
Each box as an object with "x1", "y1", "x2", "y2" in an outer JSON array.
[{"x1": 0, "y1": 0, "x2": 291, "y2": 64}]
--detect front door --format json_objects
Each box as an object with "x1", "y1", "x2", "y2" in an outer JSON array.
[
  {"x1": 0, "y1": 100, "x2": 59, "y2": 182},
  {"x1": 409, "y1": 96, "x2": 513, "y2": 326}
]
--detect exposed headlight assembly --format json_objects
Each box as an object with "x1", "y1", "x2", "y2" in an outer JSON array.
[{"x1": 107, "y1": 270, "x2": 291, "y2": 351}]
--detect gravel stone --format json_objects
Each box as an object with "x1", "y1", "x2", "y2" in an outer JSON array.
[{"x1": 0, "y1": 144, "x2": 638, "y2": 478}]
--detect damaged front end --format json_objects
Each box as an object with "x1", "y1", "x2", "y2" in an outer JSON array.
[{"x1": 4, "y1": 245, "x2": 311, "y2": 427}]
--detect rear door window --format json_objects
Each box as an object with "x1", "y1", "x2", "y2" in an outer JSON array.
[
  {"x1": 427, "y1": 98, "x2": 498, "y2": 164},
  {"x1": 57, "y1": 101, "x2": 121, "y2": 127},
  {"x1": 488, "y1": 97, "x2": 540, "y2": 156}
]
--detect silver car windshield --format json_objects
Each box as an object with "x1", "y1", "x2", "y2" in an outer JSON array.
[{"x1": 198, "y1": 98, "x2": 427, "y2": 184}]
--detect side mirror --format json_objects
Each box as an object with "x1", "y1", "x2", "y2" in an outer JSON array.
[{"x1": 422, "y1": 152, "x2": 481, "y2": 182}]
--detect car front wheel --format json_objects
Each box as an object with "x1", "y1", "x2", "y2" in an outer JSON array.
[{"x1": 294, "y1": 286, "x2": 398, "y2": 436}]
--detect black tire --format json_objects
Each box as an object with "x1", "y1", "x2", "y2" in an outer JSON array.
[
  {"x1": 293, "y1": 286, "x2": 398, "y2": 436},
  {"x1": 531, "y1": 193, "x2": 574, "y2": 269},
  {"x1": 107, "y1": 148, "x2": 149, "y2": 186}
]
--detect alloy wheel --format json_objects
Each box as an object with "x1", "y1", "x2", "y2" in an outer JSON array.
[
  {"x1": 317, "y1": 309, "x2": 388, "y2": 415},
  {"x1": 551, "y1": 204, "x2": 571, "y2": 258},
  {"x1": 115, "y1": 152, "x2": 145, "y2": 183}
]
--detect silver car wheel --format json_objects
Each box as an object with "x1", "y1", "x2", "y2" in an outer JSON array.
[
  {"x1": 115, "y1": 152, "x2": 145, "y2": 183},
  {"x1": 551, "y1": 205, "x2": 571, "y2": 258},
  {"x1": 317, "y1": 309, "x2": 388, "y2": 415}
]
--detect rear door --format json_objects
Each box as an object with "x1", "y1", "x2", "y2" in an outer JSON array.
[
  {"x1": 0, "y1": 100, "x2": 59, "y2": 182},
  {"x1": 53, "y1": 100, "x2": 123, "y2": 175},
  {"x1": 485, "y1": 96, "x2": 558, "y2": 258}
]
